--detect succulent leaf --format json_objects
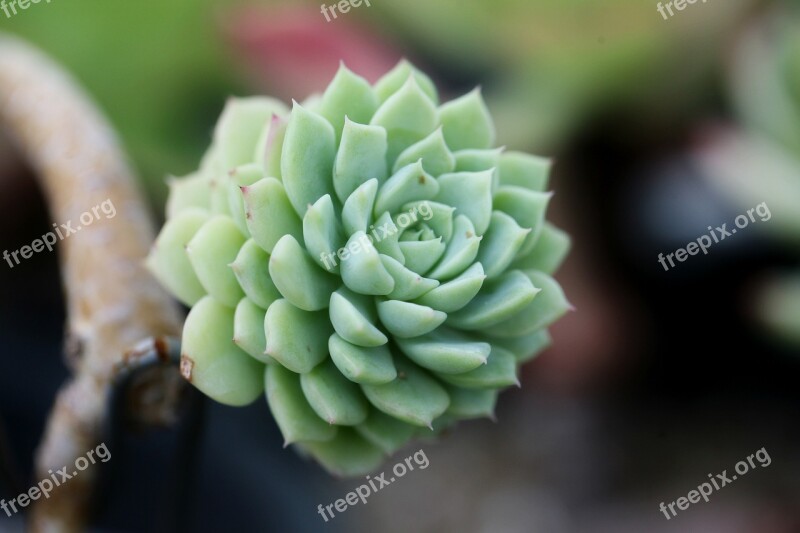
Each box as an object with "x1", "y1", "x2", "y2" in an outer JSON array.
[
  {"x1": 329, "y1": 288, "x2": 388, "y2": 347},
  {"x1": 394, "y1": 128, "x2": 456, "y2": 176},
  {"x1": 300, "y1": 359, "x2": 369, "y2": 425},
  {"x1": 371, "y1": 77, "x2": 439, "y2": 164},
  {"x1": 281, "y1": 102, "x2": 336, "y2": 216},
  {"x1": 269, "y1": 235, "x2": 340, "y2": 311},
  {"x1": 374, "y1": 59, "x2": 439, "y2": 105},
  {"x1": 298, "y1": 428, "x2": 384, "y2": 477},
  {"x1": 264, "y1": 299, "x2": 332, "y2": 373},
  {"x1": 355, "y1": 409, "x2": 417, "y2": 455},
  {"x1": 145, "y1": 208, "x2": 209, "y2": 306},
  {"x1": 186, "y1": 215, "x2": 246, "y2": 307},
  {"x1": 242, "y1": 177, "x2": 302, "y2": 253},
  {"x1": 233, "y1": 297, "x2": 272, "y2": 364},
  {"x1": 361, "y1": 356, "x2": 450, "y2": 428},
  {"x1": 181, "y1": 297, "x2": 265, "y2": 406},
  {"x1": 328, "y1": 333, "x2": 396, "y2": 384},
  {"x1": 266, "y1": 364, "x2": 337, "y2": 445},
  {"x1": 438, "y1": 88, "x2": 495, "y2": 151},
  {"x1": 319, "y1": 64, "x2": 378, "y2": 142}
]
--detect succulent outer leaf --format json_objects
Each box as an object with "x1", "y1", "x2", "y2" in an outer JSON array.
[
  {"x1": 427, "y1": 415, "x2": 459, "y2": 436},
  {"x1": 186, "y1": 215, "x2": 246, "y2": 308},
  {"x1": 341, "y1": 178, "x2": 378, "y2": 236},
  {"x1": 265, "y1": 364, "x2": 337, "y2": 445},
  {"x1": 393, "y1": 127, "x2": 456, "y2": 176},
  {"x1": 493, "y1": 186, "x2": 552, "y2": 256},
  {"x1": 395, "y1": 328, "x2": 490, "y2": 375},
  {"x1": 447, "y1": 270, "x2": 540, "y2": 330},
  {"x1": 281, "y1": 102, "x2": 337, "y2": 216},
  {"x1": 427, "y1": 215, "x2": 481, "y2": 280},
  {"x1": 145, "y1": 208, "x2": 209, "y2": 306},
  {"x1": 361, "y1": 356, "x2": 450, "y2": 428},
  {"x1": 340, "y1": 231, "x2": 395, "y2": 296},
  {"x1": 181, "y1": 296, "x2": 265, "y2": 406},
  {"x1": 334, "y1": 118, "x2": 388, "y2": 204},
  {"x1": 328, "y1": 333, "x2": 397, "y2": 384},
  {"x1": 510, "y1": 223, "x2": 571, "y2": 275},
  {"x1": 198, "y1": 143, "x2": 223, "y2": 177},
  {"x1": 300, "y1": 359, "x2": 369, "y2": 425},
  {"x1": 227, "y1": 163, "x2": 264, "y2": 235},
  {"x1": 264, "y1": 299, "x2": 332, "y2": 373},
  {"x1": 498, "y1": 151, "x2": 551, "y2": 192},
  {"x1": 228, "y1": 163, "x2": 264, "y2": 187},
  {"x1": 269, "y1": 235, "x2": 340, "y2": 311},
  {"x1": 376, "y1": 300, "x2": 447, "y2": 338},
  {"x1": 215, "y1": 97, "x2": 289, "y2": 170},
  {"x1": 231, "y1": 239, "x2": 282, "y2": 310},
  {"x1": 435, "y1": 170, "x2": 493, "y2": 235},
  {"x1": 209, "y1": 173, "x2": 233, "y2": 217},
  {"x1": 487, "y1": 271, "x2": 570, "y2": 338},
  {"x1": 380, "y1": 255, "x2": 439, "y2": 301},
  {"x1": 414, "y1": 262, "x2": 486, "y2": 313},
  {"x1": 444, "y1": 386, "x2": 498, "y2": 419},
  {"x1": 254, "y1": 113, "x2": 287, "y2": 179},
  {"x1": 453, "y1": 147, "x2": 503, "y2": 172},
  {"x1": 437, "y1": 346, "x2": 518, "y2": 389},
  {"x1": 303, "y1": 194, "x2": 345, "y2": 273},
  {"x1": 298, "y1": 428, "x2": 384, "y2": 477},
  {"x1": 438, "y1": 88, "x2": 495, "y2": 151},
  {"x1": 453, "y1": 148, "x2": 503, "y2": 193},
  {"x1": 242, "y1": 177, "x2": 303, "y2": 254},
  {"x1": 329, "y1": 288, "x2": 388, "y2": 347},
  {"x1": 319, "y1": 64, "x2": 378, "y2": 143},
  {"x1": 166, "y1": 172, "x2": 211, "y2": 218},
  {"x1": 488, "y1": 329, "x2": 552, "y2": 364},
  {"x1": 374, "y1": 59, "x2": 439, "y2": 105},
  {"x1": 355, "y1": 409, "x2": 417, "y2": 455},
  {"x1": 370, "y1": 77, "x2": 439, "y2": 164},
  {"x1": 477, "y1": 211, "x2": 531, "y2": 279},
  {"x1": 233, "y1": 297, "x2": 273, "y2": 364}
]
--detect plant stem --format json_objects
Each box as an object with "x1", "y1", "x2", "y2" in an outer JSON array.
[{"x1": 0, "y1": 35, "x2": 184, "y2": 532}]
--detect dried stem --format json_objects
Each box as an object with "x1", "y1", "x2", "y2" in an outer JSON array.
[{"x1": 0, "y1": 35, "x2": 184, "y2": 532}]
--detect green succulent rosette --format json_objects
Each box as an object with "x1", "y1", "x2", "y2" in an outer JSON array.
[{"x1": 146, "y1": 61, "x2": 571, "y2": 476}]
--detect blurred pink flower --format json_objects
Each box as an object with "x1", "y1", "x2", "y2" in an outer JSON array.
[{"x1": 223, "y1": 6, "x2": 404, "y2": 100}]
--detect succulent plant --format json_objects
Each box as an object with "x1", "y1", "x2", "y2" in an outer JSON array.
[
  {"x1": 146, "y1": 60, "x2": 571, "y2": 476},
  {"x1": 698, "y1": 7, "x2": 800, "y2": 348}
]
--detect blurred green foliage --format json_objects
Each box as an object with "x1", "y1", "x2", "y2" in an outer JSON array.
[
  {"x1": 364, "y1": 0, "x2": 760, "y2": 148},
  {"x1": 728, "y1": 6, "x2": 800, "y2": 346},
  {"x1": 0, "y1": 0, "x2": 769, "y2": 198},
  {"x1": 1, "y1": 0, "x2": 240, "y2": 205}
]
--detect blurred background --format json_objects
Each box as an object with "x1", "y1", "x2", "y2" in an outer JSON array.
[{"x1": 1, "y1": 0, "x2": 799, "y2": 531}]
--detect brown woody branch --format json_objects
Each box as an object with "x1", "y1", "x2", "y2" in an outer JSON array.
[{"x1": 0, "y1": 35, "x2": 184, "y2": 532}]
